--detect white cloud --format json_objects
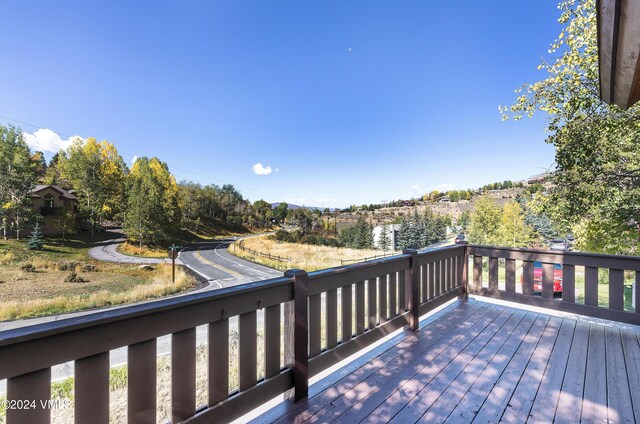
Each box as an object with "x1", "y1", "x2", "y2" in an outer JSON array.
[
  {"x1": 22, "y1": 129, "x2": 81, "y2": 153},
  {"x1": 252, "y1": 162, "x2": 272, "y2": 176},
  {"x1": 131, "y1": 155, "x2": 138, "y2": 165},
  {"x1": 433, "y1": 184, "x2": 456, "y2": 192},
  {"x1": 408, "y1": 184, "x2": 424, "y2": 197}
]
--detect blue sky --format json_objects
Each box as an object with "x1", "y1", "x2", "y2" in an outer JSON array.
[{"x1": 0, "y1": 1, "x2": 561, "y2": 208}]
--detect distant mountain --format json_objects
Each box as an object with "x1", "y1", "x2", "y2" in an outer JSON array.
[{"x1": 271, "y1": 202, "x2": 335, "y2": 212}]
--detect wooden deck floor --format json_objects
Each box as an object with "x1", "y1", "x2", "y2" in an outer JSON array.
[{"x1": 254, "y1": 299, "x2": 640, "y2": 423}]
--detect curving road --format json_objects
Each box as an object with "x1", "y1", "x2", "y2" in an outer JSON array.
[{"x1": 179, "y1": 239, "x2": 282, "y2": 287}]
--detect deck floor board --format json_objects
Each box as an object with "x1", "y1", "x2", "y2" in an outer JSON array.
[{"x1": 250, "y1": 299, "x2": 640, "y2": 424}]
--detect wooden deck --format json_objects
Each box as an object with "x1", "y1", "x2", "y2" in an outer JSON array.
[{"x1": 254, "y1": 299, "x2": 640, "y2": 424}]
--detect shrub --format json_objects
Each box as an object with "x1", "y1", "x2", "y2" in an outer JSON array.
[
  {"x1": 82, "y1": 264, "x2": 97, "y2": 272},
  {"x1": 274, "y1": 229, "x2": 293, "y2": 242},
  {"x1": 20, "y1": 263, "x2": 36, "y2": 272},
  {"x1": 64, "y1": 272, "x2": 87, "y2": 283},
  {"x1": 57, "y1": 261, "x2": 79, "y2": 271},
  {"x1": 0, "y1": 252, "x2": 17, "y2": 265}
]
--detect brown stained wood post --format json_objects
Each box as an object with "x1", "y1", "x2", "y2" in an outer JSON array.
[
  {"x1": 460, "y1": 247, "x2": 469, "y2": 299},
  {"x1": 6, "y1": 368, "x2": 51, "y2": 424},
  {"x1": 284, "y1": 269, "x2": 309, "y2": 402},
  {"x1": 403, "y1": 249, "x2": 420, "y2": 331}
]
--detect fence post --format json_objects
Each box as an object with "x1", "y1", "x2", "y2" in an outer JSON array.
[
  {"x1": 403, "y1": 249, "x2": 420, "y2": 331},
  {"x1": 284, "y1": 269, "x2": 309, "y2": 402},
  {"x1": 460, "y1": 245, "x2": 469, "y2": 299}
]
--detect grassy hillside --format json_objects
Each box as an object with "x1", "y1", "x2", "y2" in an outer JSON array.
[{"x1": 0, "y1": 237, "x2": 196, "y2": 321}]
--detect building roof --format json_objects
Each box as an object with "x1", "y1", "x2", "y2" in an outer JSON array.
[
  {"x1": 30, "y1": 184, "x2": 78, "y2": 200},
  {"x1": 597, "y1": 0, "x2": 640, "y2": 109}
]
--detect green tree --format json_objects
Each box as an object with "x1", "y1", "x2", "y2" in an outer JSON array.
[
  {"x1": 123, "y1": 157, "x2": 182, "y2": 247},
  {"x1": 497, "y1": 202, "x2": 534, "y2": 247},
  {"x1": 62, "y1": 138, "x2": 127, "y2": 234},
  {"x1": 252, "y1": 200, "x2": 273, "y2": 228},
  {"x1": 26, "y1": 222, "x2": 44, "y2": 250},
  {"x1": 378, "y1": 225, "x2": 392, "y2": 252},
  {"x1": 272, "y1": 202, "x2": 288, "y2": 225},
  {"x1": 458, "y1": 210, "x2": 471, "y2": 229},
  {"x1": 338, "y1": 217, "x2": 373, "y2": 249},
  {"x1": 0, "y1": 125, "x2": 38, "y2": 240},
  {"x1": 468, "y1": 197, "x2": 501, "y2": 245},
  {"x1": 54, "y1": 207, "x2": 76, "y2": 240},
  {"x1": 502, "y1": 0, "x2": 640, "y2": 254},
  {"x1": 287, "y1": 208, "x2": 315, "y2": 234}
]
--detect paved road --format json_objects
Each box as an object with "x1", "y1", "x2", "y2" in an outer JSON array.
[
  {"x1": 87, "y1": 236, "x2": 173, "y2": 264},
  {"x1": 179, "y1": 240, "x2": 282, "y2": 285}
]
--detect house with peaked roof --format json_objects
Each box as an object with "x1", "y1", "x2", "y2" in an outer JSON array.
[{"x1": 29, "y1": 185, "x2": 78, "y2": 234}]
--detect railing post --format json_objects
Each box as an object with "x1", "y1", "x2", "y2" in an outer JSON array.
[
  {"x1": 403, "y1": 249, "x2": 420, "y2": 331},
  {"x1": 459, "y1": 245, "x2": 469, "y2": 299},
  {"x1": 284, "y1": 269, "x2": 309, "y2": 402}
]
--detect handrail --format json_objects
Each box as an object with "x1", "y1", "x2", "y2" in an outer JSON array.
[{"x1": 467, "y1": 244, "x2": 640, "y2": 325}]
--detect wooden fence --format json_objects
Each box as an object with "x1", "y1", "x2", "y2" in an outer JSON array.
[
  {"x1": 339, "y1": 250, "x2": 399, "y2": 265},
  {"x1": 234, "y1": 240, "x2": 291, "y2": 262}
]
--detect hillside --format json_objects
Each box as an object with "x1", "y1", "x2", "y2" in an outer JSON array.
[{"x1": 333, "y1": 187, "x2": 524, "y2": 230}]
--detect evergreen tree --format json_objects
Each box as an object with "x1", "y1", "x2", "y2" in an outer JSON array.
[
  {"x1": 338, "y1": 217, "x2": 373, "y2": 249},
  {"x1": 378, "y1": 225, "x2": 392, "y2": 252},
  {"x1": 26, "y1": 222, "x2": 44, "y2": 250}
]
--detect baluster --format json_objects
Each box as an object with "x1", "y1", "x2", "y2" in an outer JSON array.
[
  {"x1": 489, "y1": 257, "x2": 498, "y2": 293},
  {"x1": 356, "y1": 281, "x2": 365, "y2": 334},
  {"x1": 523, "y1": 260, "x2": 534, "y2": 295},
  {"x1": 542, "y1": 263, "x2": 554, "y2": 299},
  {"x1": 505, "y1": 259, "x2": 515, "y2": 293},
  {"x1": 473, "y1": 256, "x2": 483, "y2": 291},
  {"x1": 562, "y1": 264, "x2": 575, "y2": 303},
  {"x1": 76, "y1": 352, "x2": 109, "y2": 424},
  {"x1": 389, "y1": 272, "x2": 397, "y2": 317},
  {"x1": 585, "y1": 266, "x2": 599, "y2": 306},
  {"x1": 341, "y1": 284, "x2": 353, "y2": 342},
  {"x1": 609, "y1": 269, "x2": 624, "y2": 310},
  {"x1": 326, "y1": 289, "x2": 338, "y2": 349},
  {"x1": 308, "y1": 294, "x2": 321, "y2": 356},
  {"x1": 128, "y1": 339, "x2": 157, "y2": 424},
  {"x1": 378, "y1": 275, "x2": 388, "y2": 322},
  {"x1": 7, "y1": 368, "x2": 51, "y2": 424},
  {"x1": 368, "y1": 278, "x2": 378, "y2": 329},
  {"x1": 265, "y1": 304, "x2": 281, "y2": 378},
  {"x1": 172, "y1": 329, "x2": 196, "y2": 422},
  {"x1": 208, "y1": 319, "x2": 229, "y2": 405}
]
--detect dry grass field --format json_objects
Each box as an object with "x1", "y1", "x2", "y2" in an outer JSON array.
[
  {"x1": 0, "y1": 238, "x2": 196, "y2": 321},
  {"x1": 231, "y1": 235, "x2": 396, "y2": 272}
]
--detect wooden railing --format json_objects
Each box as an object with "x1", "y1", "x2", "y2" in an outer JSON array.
[
  {"x1": 467, "y1": 245, "x2": 640, "y2": 325},
  {"x1": 3, "y1": 244, "x2": 639, "y2": 423},
  {"x1": 0, "y1": 245, "x2": 465, "y2": 424}
]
